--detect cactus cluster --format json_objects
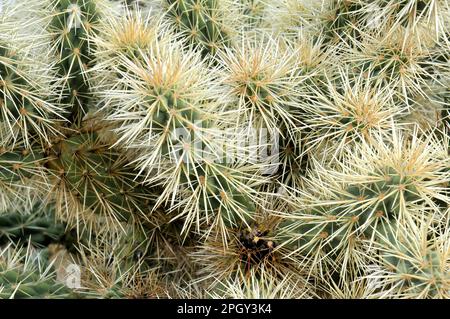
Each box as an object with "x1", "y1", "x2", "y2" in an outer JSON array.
[{"x1": 0, "y1": 0, "x2": 448, "y2": 299}]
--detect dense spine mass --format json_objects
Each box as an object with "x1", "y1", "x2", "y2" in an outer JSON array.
[
  {"x1": 0, "y1": 41, "x2": 62, "y2": 147},
  {"x1": 44, "y1": 121, "x2": 159, "y2": 229},
  {"x1": 0, "y1": 246, "x2": 78, "y2": 299}
]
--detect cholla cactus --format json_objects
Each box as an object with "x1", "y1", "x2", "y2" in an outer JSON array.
[
  {"x1": 265, "y1": 0, "x2": 315, "y2": 37},
  {"x1": 75, "y1": 225, "x2": 173, "y2": 298},
  {"x1": 44, "y1": 0, "x2": 108, "y2": 126},
  {"x1": 0, "y1": 33, "x2": 65, "y2": 147},
  {"x1": 95, "y1": 21, "x2": 266, "y2": 237},
  {"x1": 92, "y1": 5, "x2": 164, "y2": 64},
  {"x1": 239, "y1": 0, "x2": 268, "y2": 30},
  {"x1": 301, "y1": 67, "x2": 407, "y2": 156},
  {"x1": 0, "y1": 244, "x2": 79, "y2": 298},
  {"x1": 344, "y1": 31, "x2": 437, "y2": 105},
  {"x1": 45, "y1": 119, "x2": 159, "y2": 231},
  {"x1": 278, "y1": 127, "x2": 449, "y2": 280},
  {"x1": 192, "y1": 195, "x2": 310, "y2": 292},
  {"x1": 161, "y1": 0, "x2": 241, "y2": 56},
  {"x1": 0, "y1": 140, "x2": 49, "y2": 210},
  {"x1": 0, "y1": 0, "x2": 449, "y2": 300},
  {"x1": 369, "y1": 219, "x2": 449, "y2": 298},
  {"x1": 0, "y1": 203, "x2": 65, "y2": 248},
  {"x1": 364, "y1": 0, "x2": 450, "y2": 41},
  {"x1": 217, "y1": 34, "x2": 302, "y2": 137}
]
